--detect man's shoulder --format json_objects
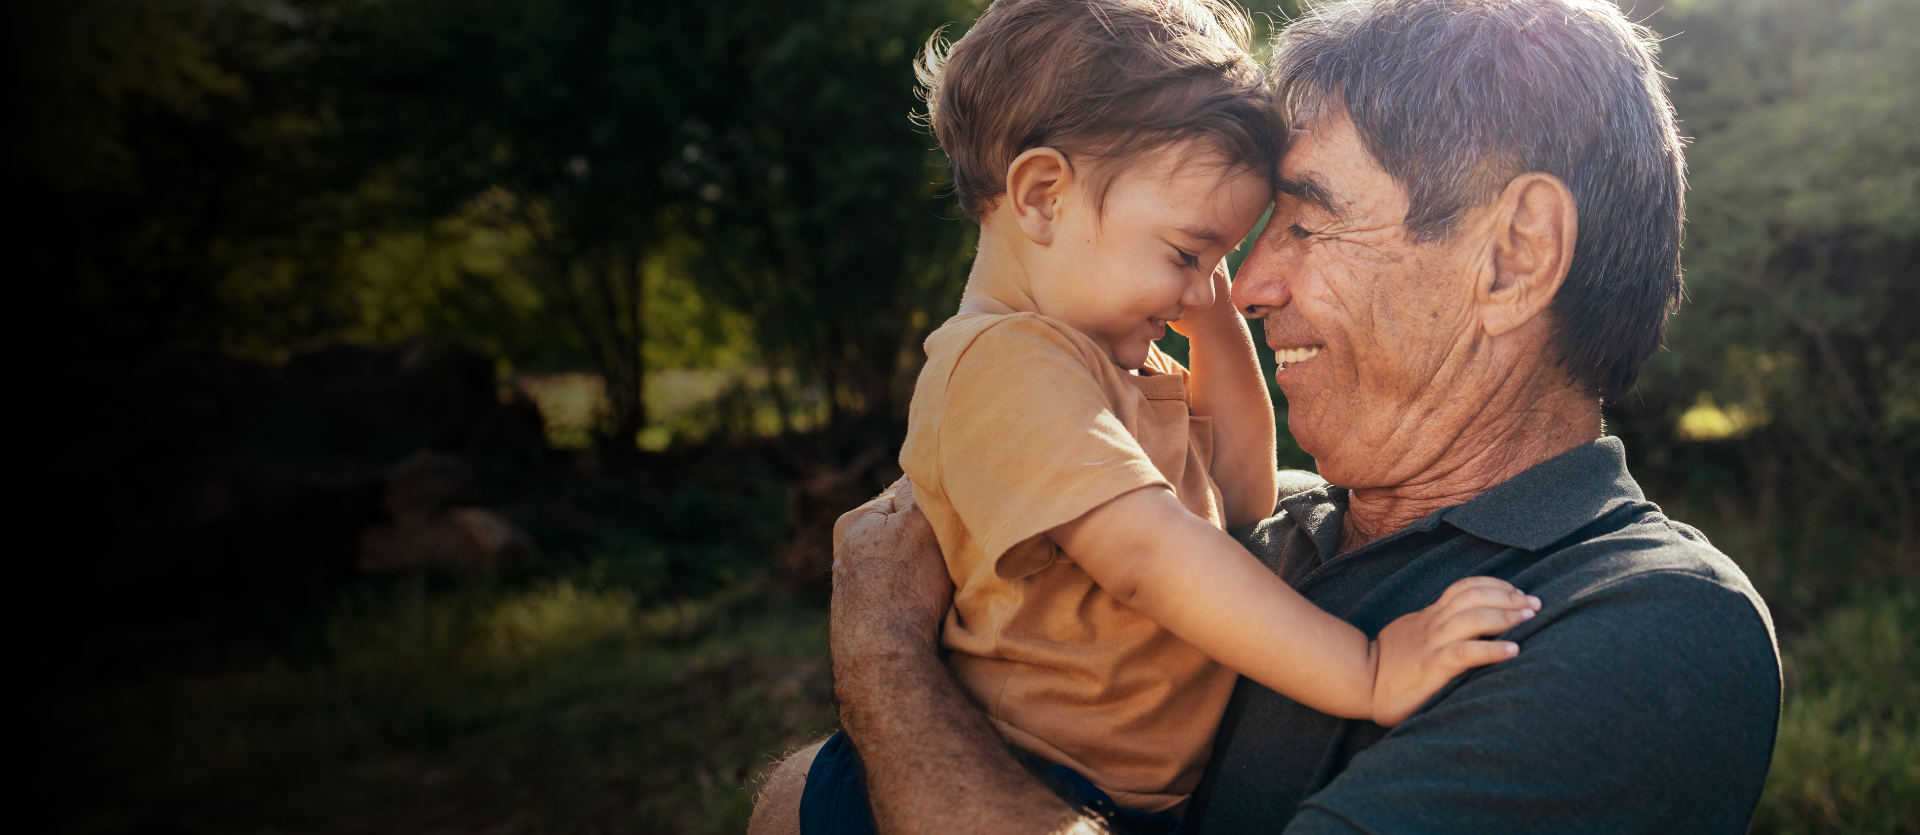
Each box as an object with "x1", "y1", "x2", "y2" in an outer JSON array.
[
  {"x1": 1538, "y1": 503, "x2": 1775, "y2": 639},
  {"x1": 1288, "y1": 503, "x2": 1784, "y2": 835},
  {"x1": 1496, "y1": 504, "x2": 1782, "y2": 721}
]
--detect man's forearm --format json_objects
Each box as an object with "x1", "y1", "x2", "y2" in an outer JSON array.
[
  {"x1": 835, "y1": 644, "x2": 1093, "y2": 835},
  {"x1": 828, "y1": 481, "x2": 1103, "y2": 835}
]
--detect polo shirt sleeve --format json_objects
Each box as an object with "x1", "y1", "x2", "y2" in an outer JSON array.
[
  {"x1": 1284, "y1": 564, "x2": 1781, "y2": 834},
  {"x1": 936, "y1": 316, "x2": 1170, "y2": 578}
]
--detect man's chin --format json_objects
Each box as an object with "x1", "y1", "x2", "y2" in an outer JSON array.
[{"x1": 1284, "y1": 412, "x2": 1334, "y2": 466}]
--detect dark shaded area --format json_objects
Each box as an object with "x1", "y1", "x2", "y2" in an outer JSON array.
[
  {"x1": 4, "y1": 0, "x2": 1912, "y2": 832},
  {"x1": 31, "y1": 345, "x2": 524, "y2": 621}
]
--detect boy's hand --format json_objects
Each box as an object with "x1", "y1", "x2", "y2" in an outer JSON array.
[
  {"x1": 1167, "y1": 261, "x2": 1237, "y2": 339},
  {"x1": 1370, "y1": 576, "x2": 1541, "y2": 726}
]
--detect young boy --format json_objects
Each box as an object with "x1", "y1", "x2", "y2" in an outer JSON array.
[{"x1": 786, "y1": 2, "x2": 1540, "y2": 832}]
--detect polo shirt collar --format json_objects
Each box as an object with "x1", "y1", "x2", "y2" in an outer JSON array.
[
  {"x1": 1278, "y1": 486, "x2": 1346, "y2": 560},
  {"x1": 1437, "y1": 436, "x2": 1646, "y2": 551}
]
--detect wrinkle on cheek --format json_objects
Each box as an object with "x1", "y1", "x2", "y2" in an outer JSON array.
[
  {"x1": 1319, "y1": 238, "x2": 1402, "y2": 382},
  {"x1": 1392, "y1": 253, "x2": 1478, "y2": 390}
]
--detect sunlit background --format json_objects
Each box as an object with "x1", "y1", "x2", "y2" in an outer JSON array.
[{"x1": 9, "y1": 0, "x2": 1914, "y2": 832}]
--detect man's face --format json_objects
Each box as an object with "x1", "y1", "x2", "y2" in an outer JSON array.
[{"x1": 1231, "y1": 114, "x2": 1491, "y2": 488}]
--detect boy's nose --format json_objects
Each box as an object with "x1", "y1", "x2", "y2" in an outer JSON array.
[{"x1": 1184, "y1": 272, "x2": 1217, "y2": 310}]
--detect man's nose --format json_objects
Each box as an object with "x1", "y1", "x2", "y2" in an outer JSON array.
[{"x1": 1231, "y1": 228, "x2": 1294, "y2": 317}]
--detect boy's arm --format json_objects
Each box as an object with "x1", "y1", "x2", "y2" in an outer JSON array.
[
  {"x1": 1052, "y1": 486, "x2": 1538, "y2": 724},
  {"x1": 1179, "y1": 263, "x2": 1278, "y2": 528}
]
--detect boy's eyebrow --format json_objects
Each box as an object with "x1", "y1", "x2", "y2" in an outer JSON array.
[
  {"x1": 1173, "y1": 224, "x2": 1226, "y2": 243},
  {"x1": 1277, "y1": 173, "x2": 1344, "y2": 218}
]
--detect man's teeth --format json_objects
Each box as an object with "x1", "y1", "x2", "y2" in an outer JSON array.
[{"x1": 1275, "y1": 346, "x2": 1321, "y2": 365}]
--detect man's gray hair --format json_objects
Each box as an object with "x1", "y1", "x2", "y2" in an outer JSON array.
[{"x1": 1273, "y1": 0, "x2": 1685, "y2": 403}]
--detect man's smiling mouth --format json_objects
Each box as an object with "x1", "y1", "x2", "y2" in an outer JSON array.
[{"x1": 1275, "y1": 345, "x2": 1322, "y2": 370}]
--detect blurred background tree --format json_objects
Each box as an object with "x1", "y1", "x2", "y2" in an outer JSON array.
[
  {"x1": 283, "y1": 0, "x2": 979, "y2": 459},
  {"x1": 7, "y1": 0, "x2": 1913, "y2": 832},
  {"x1": 1613, "y1": 0, "x2": 1920, "y2": 609}
]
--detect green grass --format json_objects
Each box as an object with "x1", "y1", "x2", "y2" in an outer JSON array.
[
  {"x1": 1751, "y1": 589, "x2": 1920, "y2": 835},
  {"x1": 48, "y1": 575, "x2": 1915, "y2": 833},
  {"x1": 56, "y1": 577, "x2": 836, "y2": 834}
]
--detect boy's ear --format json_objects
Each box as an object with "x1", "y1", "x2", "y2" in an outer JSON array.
[{"x1": 1005, "y1": 147, "x2": 1074, "y2": 246}]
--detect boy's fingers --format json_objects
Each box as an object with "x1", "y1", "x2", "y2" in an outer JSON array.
[
  {"x1": 1435, "y1": 586, "x2": 1537, "y2": 622},
  {"x1": 1449, "y1": 575, "x2": 1514, "y2": 592},
  {"x1": 1435, "y1": 606, "x2": 1533, "y2": 643},
  {"x1": 1442, "y1": 639, "x2": 1520, "y2": 670},
  {"x1": 1437, "y1": 576, "x2": 1521, "y2": 607}
]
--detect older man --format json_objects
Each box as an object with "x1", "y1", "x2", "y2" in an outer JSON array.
[{"x1": 754, "y1": 0, "x2": 1782, "y2": 832}]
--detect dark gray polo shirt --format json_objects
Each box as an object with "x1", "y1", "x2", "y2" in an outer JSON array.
[{"x1": 1186, "y1": 437, "x2": 1781, "y2": 834}]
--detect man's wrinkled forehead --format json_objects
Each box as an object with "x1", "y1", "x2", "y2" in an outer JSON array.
[
  {"x1": 1275, "y1": 124, "x2": 1349, "y2": 220},
  {"x1": 1274, "y1": 116, "x2": 1410, "y2": 226}
]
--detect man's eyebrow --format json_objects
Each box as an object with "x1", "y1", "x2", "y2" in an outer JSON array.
[{"x1": 1277, "y1": 174, "x2": 1344, "y2": 218}]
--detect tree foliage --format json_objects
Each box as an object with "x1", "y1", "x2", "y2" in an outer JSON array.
[
  {"x1": 9, "y1": 0, "x2": 979, "y2": 459},
  {"x1": 8, "y1": 0, "x2": 1915, "y2": 575},
  {"x1": 1617, "y1": 0, "x2": 1920, "y2": 584},
  {"x1": 295, "y1": 0, "x2": 980, "y2": 453}
]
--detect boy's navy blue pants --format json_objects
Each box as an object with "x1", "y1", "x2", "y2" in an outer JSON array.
[{"x1": 798, "y1": 730, "x2": 1180, "y2": 835}]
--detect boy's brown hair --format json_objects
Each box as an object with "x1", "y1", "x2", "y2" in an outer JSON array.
[{"x1": 916, "y1": 0, "x2": 1280, "y2": 222}]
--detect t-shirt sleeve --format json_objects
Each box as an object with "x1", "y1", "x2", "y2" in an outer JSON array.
[
  {"x1": 1281, "y1": 568, "x2": 1780, "y2": 835},
  {"x1": 935, "y1": 318, "x2": 1171, "y2": 578}
]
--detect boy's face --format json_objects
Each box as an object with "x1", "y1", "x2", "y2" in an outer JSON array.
[{"x1": 1030, "y1": 146, "x2": 1272, "y2": 370}]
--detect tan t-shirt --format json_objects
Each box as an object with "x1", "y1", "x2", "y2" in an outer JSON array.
[{"x1": 899, "y1": 311, "x2": 1238, "y2": 813}]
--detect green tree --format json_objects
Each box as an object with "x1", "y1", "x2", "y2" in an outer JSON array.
[
  {"x1": 1623, "y1": 0, "x2": 1920, "y2": 583},
  {"x1": 281, "y1": 0, "x2": 980, "y2": 456}
]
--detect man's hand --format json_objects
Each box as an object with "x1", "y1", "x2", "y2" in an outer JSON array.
[
  {"x1": 828, "y1": 478, "x2": 1101, "y2": 835},
  {"x1": 830, "y1": 478, "x2": 952, "y2": 685},
  {"x1": 1370, "y1": 577, "x2": 1540, "y2": 726}
]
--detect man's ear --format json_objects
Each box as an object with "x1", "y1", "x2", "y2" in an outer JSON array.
[
  {"x1": 1004, "y1": 147, "x2": 1074, "y2": 246},
  {"x1": 1481, "y1": 172, "x2": 1577, "y2": 338}
]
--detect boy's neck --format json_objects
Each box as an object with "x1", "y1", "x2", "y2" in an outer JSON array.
[
  {"x1": 957, "y1": 216, "x2": 1039, "y2": 317},
  {"x1": 954, "y1": 214, "x2": 1142, "y2": 376}
]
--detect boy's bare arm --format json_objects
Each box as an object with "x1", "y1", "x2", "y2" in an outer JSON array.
[
  {"x1": 1179, "y1": 263, "x2": 1278, "y2": 528},
  {"x1": 1052, "y1": 486, "x2": 1539, "y2": 724},
  {"x1": 1054, "y1": 486, "x2": 1374, "y2": 717},
  {"x1": 832, "y1": 483, "x2": 1107, "y2": 835}
]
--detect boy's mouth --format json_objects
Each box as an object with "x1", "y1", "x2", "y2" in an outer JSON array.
[{"x1": 1275, "y1": 345, "x2": 1322, "y2": 370}]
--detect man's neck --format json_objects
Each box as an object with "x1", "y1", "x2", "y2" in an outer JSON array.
[{"x1": 1337, "y1": 376, "x2": 1603, "y2": 554}]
